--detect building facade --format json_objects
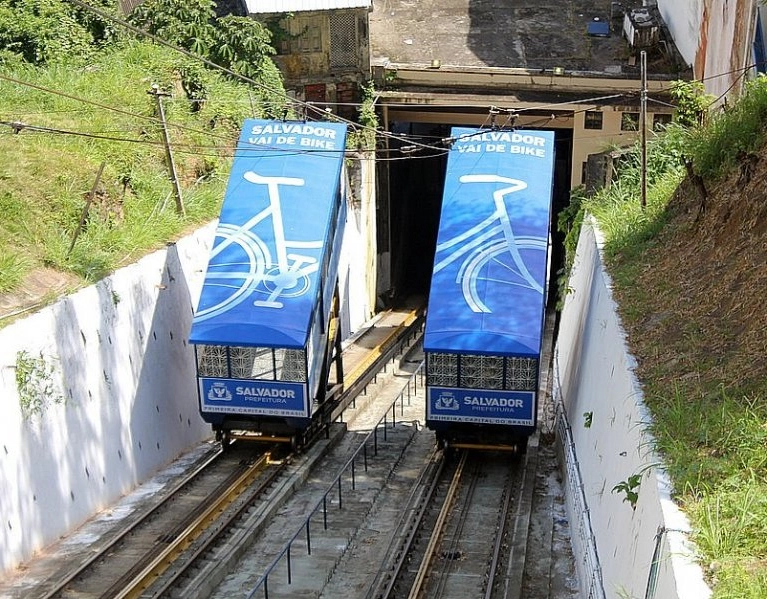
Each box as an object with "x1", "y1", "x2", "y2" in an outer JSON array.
[
  {"x1": 243, "y1": 0, "x2": 372, "y2": 120},
  {"x1": 658, "y1": 0, "x2": 766, "y2": 104}
]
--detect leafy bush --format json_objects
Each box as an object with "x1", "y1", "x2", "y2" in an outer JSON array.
[
  {"x1": 0, "y1": 0, "x2": 120, "y2": 64},
  {"x1": 128, "y1": 0, "x2": 277, "y2": 80},
  {"x1": 582, "y1": 124, "x2": 688, "y2": 257},
  {"x1": 669, "y1": 79, "x2": 712, "y2": 128},
  {"x1": 128, "y1": 0, "x2": 217, "y2": 55}
]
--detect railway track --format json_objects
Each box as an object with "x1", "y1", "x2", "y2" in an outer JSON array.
[
  {"x1": 3, "y1": 304, "x2": 426, "y2": 599},
  {"x1": 369, "y1": 448, "x2": 534, "y2": 599},
  {"x1": 2, "y1": 303, "x2": 578, "y2": 599},
  {"x1": 41, "y1": 443, "x2": 284, "y2": 599}
]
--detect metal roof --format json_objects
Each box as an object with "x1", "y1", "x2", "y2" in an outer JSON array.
[
  {"x1": 189, "y1": 119, "x2": 348, "y2": 349},
  {"x1": 423, "y1": 127, "x2": 555, "y2": 357},
  {"x1": 244, "y1": 0, "x2": 371, "y2": 14}
]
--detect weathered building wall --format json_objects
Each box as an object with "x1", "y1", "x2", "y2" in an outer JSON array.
[
  {"x1": 659, "y1": 0, "x2": 758, "y2": 103},
  {"x1": 262, "y1": 8, "x2": 371, "y2": 106}
]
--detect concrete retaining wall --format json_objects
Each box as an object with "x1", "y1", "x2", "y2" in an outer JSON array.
[
  {"x1": 0, "y1": 179, "x2": 374, "y2": 574},
  {"x1": 0, "y1": 227, "x2": 214, "y2": 574},
  {"x1": 554, "y1": 219, "x2": 711, "y2": 599}
]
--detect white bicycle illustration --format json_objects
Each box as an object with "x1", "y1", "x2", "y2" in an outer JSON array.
[
  {"x1": 433, "y1": 174, "x2": 547, "y2": 313},
  {"x1": 194, "y1": 171, "x2": 322, "y2": 322}
]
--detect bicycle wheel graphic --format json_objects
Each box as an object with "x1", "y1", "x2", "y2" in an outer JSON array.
[
  {"x1": 262, "y1": 266, "x2": 313, "y2": 298},
  {"x1": 459, "y1": 236, "x2": 547, "y2": 313},
  {"x1": 194, "y1": 223, "x2": 271, "y2": 321}
]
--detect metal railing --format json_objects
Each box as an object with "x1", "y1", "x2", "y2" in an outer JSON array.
[
  {"x1": 247, "y1": 362, "x2": 425, "y2": 599},
  {"x1": 552, "y1": 354, "x2": 606, "y2": 599}
]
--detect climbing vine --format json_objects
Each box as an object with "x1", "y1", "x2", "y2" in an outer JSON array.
[{"x1": 15, "y1": 350, "x2": 64, "y2": 418}]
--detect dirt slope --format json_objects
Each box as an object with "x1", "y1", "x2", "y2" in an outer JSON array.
[{"x1": 611, "y1": 149, "x2": 767, "y2": 396}]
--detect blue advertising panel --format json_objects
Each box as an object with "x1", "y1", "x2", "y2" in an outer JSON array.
[
  {"x1": 426, "y1": 387, "x2": 535, "y2": 427},
  {"x1": 189, "y1": 120, "x2": 348, "y2": 349},
  {"x1": 199, "y1": 378, "x2": 308, "y2": 418},
  {"x1": 423, "y1": 128, "x2": 555, "y2": 357}
]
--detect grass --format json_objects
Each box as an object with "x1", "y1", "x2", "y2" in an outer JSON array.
[
  {"x1": 582, "y1": 75, "x2": 767, "y2": 597},
  {"x1": 0, "y1": 40, "x2": 268, "y2": 293}
]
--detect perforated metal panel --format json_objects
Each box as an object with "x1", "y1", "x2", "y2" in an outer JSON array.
[
  {"x1": 427, "y1": 353, "x2": 458, "y2": 387},
  {"x1": 505, "y1": 357, "x2": 538, "y2": 391},
  {"x1": 461, "y1": 354, "x2": 504, "y2": 390},
  {"x1": 197, "y1": 345, "x2": 228, "y2": 377},
  {"x1": 426, "y1": 353, "x2": 538, "y2": 391},
  {"x1": 276, "y1": 349, "x2": 307, "y2": 382},
  {"x1": 230, "y1": 346, "x2": 274, "y2": 379},
  {"x1": 330, "y1": 13, "x2": 358, "y2": 68}
]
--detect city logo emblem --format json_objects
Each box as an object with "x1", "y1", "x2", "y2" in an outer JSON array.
[
  {"x1": 435, "y1": 391, "x2": 460, "y2": 411},
  {"x1": 208, "y1": 382, "x2": 232, "y2": 402}
]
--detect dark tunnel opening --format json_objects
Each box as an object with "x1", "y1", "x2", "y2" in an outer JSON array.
[{"x1": 382, "y1": 121, "x2": 573, "y2": 317}]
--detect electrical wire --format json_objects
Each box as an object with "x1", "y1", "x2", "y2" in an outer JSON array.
[
  {"x1": 6, "y1": 0, "x2": 766, "y2": 162},
  {"x1": 63, "y1": 0, "x2": 669, "y2": 153},
  {"x1": 0, "y1": 72, "x2": 242, "y2": 144},
  {"x1": 62, "y1": 0, "x2": 444, "y2": 152}
]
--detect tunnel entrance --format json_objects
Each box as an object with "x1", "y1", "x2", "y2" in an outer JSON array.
[{"x1": 379, "y1": 121, "x2": 573, "y2": 313}]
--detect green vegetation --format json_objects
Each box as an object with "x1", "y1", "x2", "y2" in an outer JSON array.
[
  {"x1": 687, "y1": 77, "x2": 767, "y2": 179},
  {"x1": 15, "y1": 349, "x2": 64, "y2": 417},
  {"x1": 348, "y1": 79, "x2": 379, "y2": 150},
  {"x1": 0, "y1": 42, "x2": 265, "y2": 288},
  {"x1": 0, "y1": 0, "x2": 119, "y2": 65},
  {"x1": 0, "y1": 0, "x2": 288, "y2": 295},
  {"x1": 581, "y1": 74, "x2": 767, "y2": 597}
]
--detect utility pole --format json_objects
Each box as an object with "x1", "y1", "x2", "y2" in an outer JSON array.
[
  {"x1": 148, "y1": 84, "x2": 185, "y2": 216},
  {"x1": 68, "y1": 161, "x2": 106, "y2": 256},
  {"x1": 640, "y1": 50, "x2": 648, "y2": 209}
]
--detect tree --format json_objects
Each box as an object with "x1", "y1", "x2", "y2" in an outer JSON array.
[
  {"x1": 0, "y1": 0, "x2": 120, "y2": 64},
  {"x1": 128, "y1": 0, "x2": 276, "y2": 82}
]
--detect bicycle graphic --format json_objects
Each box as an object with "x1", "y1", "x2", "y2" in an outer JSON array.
[
  {"x1": 194, "y1": 171, "x2": 322, "y2": 322},
  {"x1": 432, "y1": 174, "x2": 547, "y2": 314}
]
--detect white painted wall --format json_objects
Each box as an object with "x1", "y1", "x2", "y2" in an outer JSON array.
[
  {"x1": 659, "y1": 0, "x2": 758, "y2": 104},
  {"x1": 0, "y1": 226, "x2": 214, "y2": 574},
  {"x1": 554, "y1": 219, "x2": 711, "y2": 599},
  {"x1": 0, "y1": 191, "x2": 373, "y2": 575},
  {"x1": 657, "y1": 0, "x2": 702, "y2": 69},
  {"x1": 339, "y1": 152, "x2": 377, "y2": 337}
]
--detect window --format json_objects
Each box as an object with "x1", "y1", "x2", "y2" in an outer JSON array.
[
  {"x1": 426, "y1": 353, "x2": 458, "y2": 387},
  {"x1": 505, "y1": 357, "x2": 538, "y2": 391},
  {"x1": 297, "y1": 24, "x2": 322, "y2": 53},
  {"x1": 653, "y1": 113, "x2": 673, "y2": 130},
  {"x1": 330, "y1": 12, "x2": 358, "y2": 68},
  {"x1": 621, "y1": 112, "x2": 640, "y2": 131},
  {"x1": 196, "y1": 345, "x2": 228, "y2": 377},
  {"x1": 584, "y1": 110, "x2": 603, "y2": 130},
  {"x1": 461, "y1": 354, "x2": 504, "y2": 390}
]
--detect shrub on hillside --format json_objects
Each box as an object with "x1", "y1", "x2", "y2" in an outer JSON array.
[
  {"x1": 0, "y1": 0, "x2": 120, "y2": 64},
  {"x1": 689, "y1": 74, "x2": 767, "y2": 180}
]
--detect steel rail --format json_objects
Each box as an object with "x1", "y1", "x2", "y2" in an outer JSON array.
[
  {"x1": 365, "y1": 447, "x2": 446, "y2": 599},
  {"x1": 484, "y1": 467, "x2": 516, "y2": 599},
  {"x1": 246, "y1": 366, "x2": 426, "y2": 599},
  {"x1": 407, "y1": 450, "x2": 468, "y2": 599},
  {"x1": 113, "y1": 452, "x2": 274, "y2": 599},
  {"x1": 145, "y1": 457, "x2": 288, "y2": 598},
  {"x1": 432, "y1": 456, "x2": 482, "y2": 598},
  {"x1": 331, "y1": 307, "x2": 425, "y2": 420},
  {"x1": 41, "y1": 445, "x2": 222, "y2": 599}
]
